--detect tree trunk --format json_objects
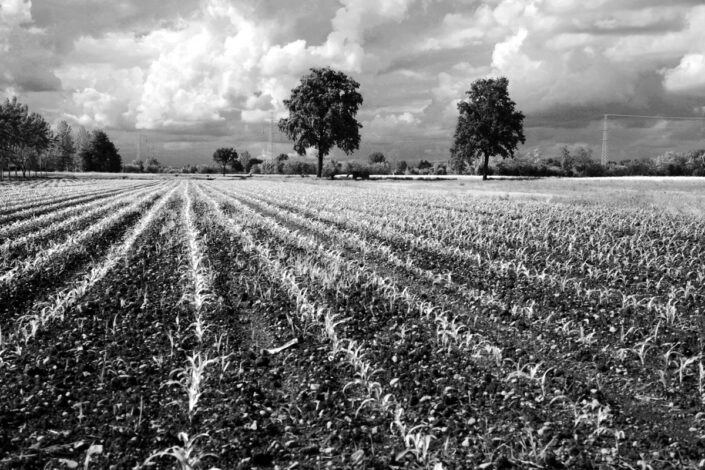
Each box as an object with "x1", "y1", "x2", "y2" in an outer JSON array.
[
  {"x1": 482, "y1": 155, "x2": 489, "y2": 181},
  {"x1": 317, "y1": 151, "x2": 323, "y2": 178}
]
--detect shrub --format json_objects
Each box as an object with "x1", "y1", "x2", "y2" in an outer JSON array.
[
  {"x1": 321, "y1": 160, "x2": 341, "y2": 179},
  {"x1": 343, "y1": 161, "x2": 370, "y2": 179},
  {"x1": 369, "y1": 162, "x2": 391, "y2": 175},
  {"x1": 196, "y1": 164, "x2": 218, "y2": 174},
  {"x1": 368, "y1": 152, "x2": 386, "y2": 164}
]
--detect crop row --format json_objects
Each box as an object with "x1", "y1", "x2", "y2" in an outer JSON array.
[
  {"x1": 202, "y1": 179, "x2": 705, "y2": 468},
  {"x1": 1, "y1": 178, "x2": 703, "y2": 468},
  {"x1": 0, "y1": 180, "x2": 158, "y2": 226},
  {"x1": 223, "y1": 182, "x2": 704, "y2": 377}
]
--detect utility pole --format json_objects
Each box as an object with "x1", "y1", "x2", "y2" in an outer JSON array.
[
  {"x1": 267, "y1": 111, "x2": 273, "y2": 159},
  {"x1": 601, "y1": 114, "x2": 608, "y2": 166}
]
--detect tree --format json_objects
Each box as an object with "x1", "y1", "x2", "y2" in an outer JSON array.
[
  {"x1": 368, "y1": 151, "x2": 385, "y2": 164},
  {"x1": 450, "y1": 77, "x2": 525, "y2": 180},
  {"x1": 212, "y1": 147, "x2": 238, "y2": 175},
  {"x1": 80, "y1": 130, "x2": 122, "y2": 172},
  {"x1": 394, "y1": 160, "x2": 408, "y2": 175},
  {"x1": 145, "y1": 157, "x2": 161, "y2": 173},
  {"x1": 279, "y1": 67, "x2": 363, "y2": 178},
  {"x1": 238, "y1": 150, "x2": 261, "y2": 173},
  {"x1": 40, "y1": 130, "x2": 61, "y2": 175},
  {"x1": 132, "y1": 159, "x2": 145, "y2": 172},
  {"x1": 51, "y1": 121, "x2": 75, "y2": 171},
  {"x1": 239, "y1": 150, "x2": 252, "y2": 173},
  {"x1": 230, "y1": 157, "x2": 244, "y2": 173},
  {"x1": 248, "y1": 157, "x2": 263, "y2": 172},
  {"x1": 19, "y1": 112, "x2": 51, "y2": 177},
  {"x1": 0, "y1": 97, "x2": 28, "y2": 180},
  {"x1": 0, "y1": 97, "x2": 52, "y2": 179},
  {"x1": 275, "y1": 153, "x2": 289, "y2": 173},
  {"x1": 559, "y1": 146, "x2": 572, "y2": 173},
  {"x1": 74, "y1": 126, "x2": 90, "y2": 164}
]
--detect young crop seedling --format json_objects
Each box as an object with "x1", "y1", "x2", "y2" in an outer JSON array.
[
  {"x1": 142, "y1": 432, "x2": 219, "y2": 470},
  {"x1": 168, "y1": 352, "x2": 217, "y2": 421}
]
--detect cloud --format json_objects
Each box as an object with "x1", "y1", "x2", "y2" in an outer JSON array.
[
  {"x1": 0, "y1": 0, "x2": 31, "y2": 28},
  {"x1": 0, "y1": 0, "x2": 62, "y2": 93},
  {"x1": 134, "y1": 0, "x2": 417, "y2": 131},
  {"x1": 363, "y1": 111, "x2": 420, "y2": 140},
  {"x1": 662, "y1": 54, "x2": 705, "y2": 96},
  {"x1": 62, "y1": 66, "x2": 144, "y2": 128},
  {"x1": 3, "y1": 0, "x2": 705, "y2": 164}
]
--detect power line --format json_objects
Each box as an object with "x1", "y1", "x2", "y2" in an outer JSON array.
[
  {"x1": 605, "y1": 114, "x2": 705, "y2": 121},
  {"x1": 601, "y1": 113, "x2": 705, "y2": 162}
]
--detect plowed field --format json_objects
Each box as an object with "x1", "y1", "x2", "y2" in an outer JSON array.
[{"x1": 1, "y1": 177, "x2": 704, "y2": 469}]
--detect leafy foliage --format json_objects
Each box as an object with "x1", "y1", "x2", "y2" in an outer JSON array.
[
  {"x1": 279, "y1": 67, "x2": 363, "y2": 178},
  {"x1": 450, "y1": 77, "x2": 525, "y2": 180},
  {"x1": 0, "y1": 97, "x2": 52, "y2": 179},
  {"x1": 368, "y1": 152, "x2": 386, "y2": 164},
  {"x1": 51, "y1": 121, "x2": 76, "y2": 171},
  {"x1": 145, "y1": 157, "x2": 162, "y2": 173},
  {"x1": 80, "y1": 130, "x2": 122, "y2": 172},
  {"x1": 417, "y1": 159, "x2": 433, "y2": 170},
  {"x1": 238, "y1": 150, "x2": 261, "y2": 173},
  {"x1": 394, "y1": 160, "x2": 408, "y2": 175},
  {"x1": 212, "y1": 147, "x2": 239, "y2": 175}
]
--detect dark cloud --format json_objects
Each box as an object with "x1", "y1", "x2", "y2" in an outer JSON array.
[{"x1": 2, "y1": 0, "x2": 703, "y2": 165}]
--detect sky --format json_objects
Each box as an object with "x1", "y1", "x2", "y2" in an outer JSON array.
[{"x1": 2, "y1": 0, "x2": 705, "y2": 166}]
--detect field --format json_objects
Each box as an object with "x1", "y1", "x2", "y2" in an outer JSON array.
[{"x1": 1, "y1": 175, "x2": 705, "y2": 469}]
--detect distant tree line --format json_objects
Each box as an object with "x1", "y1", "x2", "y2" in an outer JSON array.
[
  {"x1": 0, "y1": 97, "x2": 123, "y2": 180},
  {"x1": 244, "y1": 151, "x2": 448, "y2": 179},
  {"x1": 208, "y1": 148, "x2": 262, "y2": 174},
  {"x1": 123, "y1": 157, "x2": 164, "y2": 173},
  {"x1": 463, "y1": 146, "x2": 705, "y2": 178}
]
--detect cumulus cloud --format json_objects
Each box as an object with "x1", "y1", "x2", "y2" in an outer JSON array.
[
  {"x1": 0, "y1": 0, "x2": 31, "y2": 28},
  {"x1": 364, "y1": 111, "x2": 420, "y2": 140},
  {"x1": 0, "y1": 0, "x2": 62, "y2": 93},
  {"x1": 61, "y1": 66, "x2": 144, "y2": 128},
  {"x1": 3, "y1": 0, "x2": 705, "y2": 163},
  {"x1": 134, "y1": 0, "x2": 416, "y2": 131},
  {"x1": 662, "y1": 54, "x2": 705, "y2": 97}
]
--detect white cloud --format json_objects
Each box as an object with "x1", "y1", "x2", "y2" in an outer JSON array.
[
  {"x1": 331, "y1": 0, "x2": 412, "y2": 43},
  {"x1": 605, "y1": 6, "x2": 705, "y2": 63},
  {"x1": 134, "y1": 0, "x2": 416, "y2": 130},
  {"x1": 421, "y1": 7, "x2": 496, "y2": 51},
  {"x1": 62, "y1": 66, "x2": 144, "y2": 129},
  {"x1": 5, "y1": 0, "x2": 705, "y2": 162},
  {"x1": 662, "y1": 54, "x2": 705, "y2": 96},
  {"x1": 367, "y1": 111, "x2": 419, "y2": 128},
  {"x1": 0, "y1": 0, "x2": 31, "y2": 28}
]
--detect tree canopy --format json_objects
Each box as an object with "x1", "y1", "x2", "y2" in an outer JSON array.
[
  {"x1": 80, "y1": 130, "x2": 122, "y2": 172},
  {"x1": 278, "y1": 67, "x2": 363, "y2": 178},
  {"x1": 212, "y1": 147, "x2": 239, "y2": 175},
  {"x1": 450, "y1": 77, "x2": 525, "y2": 180},
  {"x1": 0, "y1": 97, "x2": 53, "y2": 179},
  {"x1": 54, "y1": 121, "x2": 76, "y2": 171},
  {"x1": 368, "y1": 151, "x2": 386, "y2": 164}
]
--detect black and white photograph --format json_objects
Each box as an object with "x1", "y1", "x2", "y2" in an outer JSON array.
[{"x1": 1, "y1": 0, "x2": 705, "y2": 468}]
